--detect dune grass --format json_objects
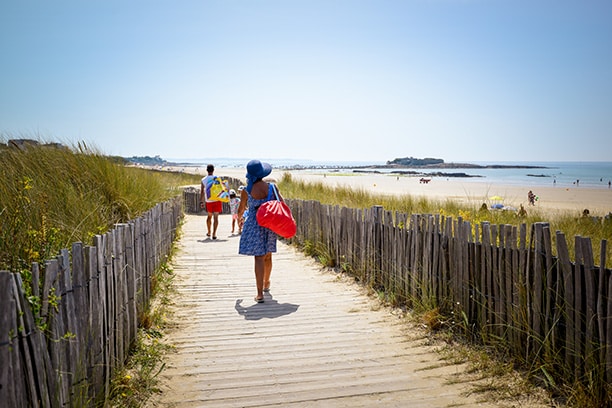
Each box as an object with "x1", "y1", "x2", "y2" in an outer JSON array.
[
  {"x1": 0, "y1": 140, "x2": 200, "y2": 284},
  {"x1": 0, "y1": 139, "x2": 202, "y2": 407},
  {"x1": 278, "y1": 173, "x2": 612, "y2": 268}
]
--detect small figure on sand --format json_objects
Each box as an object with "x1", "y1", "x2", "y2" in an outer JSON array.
[
  {"x1": 229, "y1": 189, "x2": 242, "y2": 234},
  {"x1": 527, "y1": 190, "x2": 536, "y2": 206},
  {"x1": 518, "y1": 204, "x2": 527, "y2": 217}
]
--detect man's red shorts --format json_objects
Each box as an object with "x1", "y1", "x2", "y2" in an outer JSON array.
[{"x1": 205, "y1": 201, "x2": 222, "y2": 213}]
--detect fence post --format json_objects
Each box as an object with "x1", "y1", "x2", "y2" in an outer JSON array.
[
  {"x1": 372, "y1": 205, "x2": 384, "y2": 288},
  {"x1": 0, "y1": 272, "x2": 18, "y2": 407}
]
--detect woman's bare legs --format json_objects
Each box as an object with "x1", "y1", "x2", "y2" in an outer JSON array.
[
  {"x1": 263, "y1": 253, "x2": 272, "y2": 291},
  {"x1": 254, "y1": 253, "x2": 273, "y2": 301}
]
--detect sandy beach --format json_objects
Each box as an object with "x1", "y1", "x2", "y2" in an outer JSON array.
[{"x1": 171, "y1": 165, "x2": 612, "y2": 216}]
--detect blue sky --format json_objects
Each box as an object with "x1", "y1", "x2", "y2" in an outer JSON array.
[{"x1": 1, "y1": 1, "x2": 611, "y2": 163}]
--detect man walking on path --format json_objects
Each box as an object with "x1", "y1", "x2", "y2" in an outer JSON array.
[{"x1": 200, "y1": 164, "x2": 222, "y2": 239}]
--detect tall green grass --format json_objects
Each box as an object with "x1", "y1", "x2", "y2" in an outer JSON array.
[
  {"x1": 278, "y1": 173, "x2": 612, "y2": 268},
  {"x1": 0, "y1": 140, "x2": 200, "y2": 280}
]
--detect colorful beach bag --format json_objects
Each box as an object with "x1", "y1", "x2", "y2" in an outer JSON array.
[
  {"x1": 256, "y1": 183, "x2": 297, "y2": 239},
  {"x1": 207, "y1": 176, "x2": 230, "y2": 202}
]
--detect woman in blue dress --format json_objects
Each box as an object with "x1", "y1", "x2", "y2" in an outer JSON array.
[{"x1": 238, "y1": 160, "x2": 281, "y2": 303}]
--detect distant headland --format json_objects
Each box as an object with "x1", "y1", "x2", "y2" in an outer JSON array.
[
  {"x1": 124, "y1": 155, "x2": 551, "y2": 179},
  {"x1": 353, "y1": 156, "x2": 550, "y2": 179},
  {"x1": 384, "y1": 156, "x2": 547, "y2": 170}
]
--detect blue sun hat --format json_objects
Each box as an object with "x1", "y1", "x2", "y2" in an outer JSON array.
[{"x1": 245, "y1": 160, "x2": 272, "y2": 193}]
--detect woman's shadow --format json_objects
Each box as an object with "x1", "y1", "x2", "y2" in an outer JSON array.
[{"x1": 235, "y1": 293, "x2": 299, "y2": 320}]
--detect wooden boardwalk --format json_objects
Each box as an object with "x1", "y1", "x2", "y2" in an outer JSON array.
[{"x1": 147, "y1": 214, "x2": 503, "y2": 407}]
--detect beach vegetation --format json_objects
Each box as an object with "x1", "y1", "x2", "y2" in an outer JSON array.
[
  {"x1": 278, "y1": 173, "x2": 611, "y2": 268},
  {"x1": 0, "y1": 139, "x2": 199, "y2": 282},
  {"x1": 302, "y1": 239, "x2": 335, "y2": 267},
  {"x1": 0, "y1": 137, "x2": 200, "y2": 407}
]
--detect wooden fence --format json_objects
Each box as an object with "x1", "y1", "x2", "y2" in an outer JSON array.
[
  {"x1": 285, "y1": 199, "x2": 611, "y2": 399},
  {"x1": 183, "y1": 189, "x2": 612, "y2": 398},
  {"x1": 0, "y1": 197, "x2": 183, "y2": 407}
]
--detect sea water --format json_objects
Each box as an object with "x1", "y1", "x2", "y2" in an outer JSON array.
[{"x1": 168, "y1": 158, "x2": 612, "y2": 190}]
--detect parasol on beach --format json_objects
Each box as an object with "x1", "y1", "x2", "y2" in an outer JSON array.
[{"x1": 489, "y1": 195, "x2": 504, "y2": 209}]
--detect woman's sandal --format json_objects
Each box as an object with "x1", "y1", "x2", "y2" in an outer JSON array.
[{"x1": 254, "y1": 296, "x2": 264, "y2": 303}]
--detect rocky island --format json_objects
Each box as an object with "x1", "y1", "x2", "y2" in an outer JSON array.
[
  {"x1": 385, "y1": 156, "x2": 547, "y2": 170},
  {"x1": 352, "y1": 156, "x2": 551, "y2": 178}
]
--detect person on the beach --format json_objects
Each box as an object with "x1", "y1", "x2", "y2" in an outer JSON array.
[
  {"x1": 238, "y1": 160, "x2": 281, "y2": 303},
  {"x1": 229, "y1": 189, "x2": 241, "y2": 234},
  {"x1": 527, "y1": 190, "x2": 536, "y2": 206},
  {"x1": 200, "y1": 164, "x2": 222, "y2": 239}
]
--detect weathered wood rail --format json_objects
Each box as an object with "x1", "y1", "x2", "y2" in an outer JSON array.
[
  {"x1": 0, "y1": 197, "x2": 182, "y2": 407},
  {"x1": 181, "y1": 189, "x2": 611, "y2": 396},
  {"x1": 5, "y1": 186, "x2": 610, "y2": 406},
  {"x1": 285, "y1": 199, "x2": 611, "y2": 400}
]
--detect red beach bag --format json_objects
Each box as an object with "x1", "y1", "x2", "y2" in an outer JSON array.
[{"x1": 256, "y1": 184, "x2": 297, "y2": 239}]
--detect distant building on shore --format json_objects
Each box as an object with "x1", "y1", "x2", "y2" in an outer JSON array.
[{"x1": 2, "y1": 139, "x2": 66, "y2": 151}]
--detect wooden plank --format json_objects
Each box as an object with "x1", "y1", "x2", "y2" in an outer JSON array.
[
  {"x1": 31, "y1": 263, "x2": 40, "y2": 319},
  {"x1": 497, "y1": 225, "x2": 507, "y2": 337},
  {"x1": 103, "y1": 231, "x2": 115, "y2": 397},
  {"x1": 556, "y1": 232, "x2": 574, "y2": 375},
  {"x1": 410, "y1": 214, "x2": 420, "y2": 300},
  {"x1": 504, "y1": 225, "x2": 514, "y2": 341},
  {"x1": 10, "y1": 274, "x2": 40, "y2": 406},
  {"x1": 597, "y1": 240, "x2": 608, "y2": 384},
  {"x1": 580, "y1": 237, "x2": 597, "y2": 375},
  {"x1": 89, "y1": 242, "x2": 105, "y2": 400},
  {"x1": 431, "y1": 215, "x2": 441, "y2": 305},
  {"x1": 41, "y1": 258, "x2": 58, "y2": 326},
  {"x1": 113, "y1": 226, "x2": 126, "y2": 367},
  {"x1": 59, "y1": 248, "x2": 79, "y2": 403},
  {"x1": 54, "y1": 250, "x2": 71, "y2": 403},
  {"x1": 510, "y1": 226, "x2": 519, "y2": 347},
  {"x1": 481, "y1": 222, "x2": 493, "y2": 335},
  {"x1": 71, "y1": 242, "x2": 90, "y2": 404},
  {"x1": 462, "y1": 221, "x2": 471, "y2": 323},
  {"x1": 517, "y1": 224, "x2": 528, "y2": 354},
  {"x1": 44, "y1": 258, "x2": 69, "y2": 407},
  {"x1": 574, "y1": 236, "x2": 586, "y2": 379},
  {"x1": 541, "y1": 224, "x2": 555, "y2": 362},
  {"x1": 0, "y1": 272, "x2": 19, "y2": 407},
  {"x1": 532, "y1": 224, "x2": 544, "y2": 354},
  {"x1": 124, "y1": 223, "x2": 138, "y2": 349}
]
